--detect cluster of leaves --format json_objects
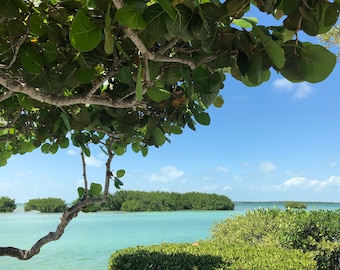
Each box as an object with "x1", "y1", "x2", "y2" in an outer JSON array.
[
  {"x1": 284, "y1": 201, "x2": 307, "y2": 209},
  {"x1": 0, "y1": 0, "x2": 338, "y2": 167},
  {"x1": 100, "y1": 190, "x2": 234, "y2": 211},
  {"x1": 24, "y1": 198, "x2": 67, "y2": 213},
  {"x1": 211, "y1": 208, "x2": 340, "y2": 270},
  {"x1": 108, "y1": 241, "x2": 316, "y2": 270},
  {"x1": 0, "y1": 196, "x2": 16, "y2": 212}
]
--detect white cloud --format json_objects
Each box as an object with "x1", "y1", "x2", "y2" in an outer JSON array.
[
  {"x1": 216, "y1": 166, "x2": 229, "y2": 173},
  {"x1": 279, "y1": 176, "x2": 340, "y2": 190},
  {"x1": 272, "y1": 78, "x2": 294, "y2": 92},
  {"x1": 329, "y1": 161, "x2": 337, "y2": 168},
  {"x1": 67, "y1": 149, "x2": 77, "y2": 155},
  {"x1": 147, "y1": 166, "x2": 185, "y2": 183},
  {"x1": 222, "y1": 186, "x2": 232, "y2": 192},
  {"x1": 283, "y1": 177, "x2": 307, "y2": 188},
  {"x1": 84, "y1": 156, "x2": 103, "y2": 167},
  {"x1": 233, "y1": 174, "x2": 243, "y2": 182},
  {"x1": 293, "y1": 83, "x2": 313, "y2": 100},
  {"x1": 259, "y1": 161, "x2": 277, "y2": 173},
  {"x1": 272, "y1": 78, "x2": 314, "y2": 100}
]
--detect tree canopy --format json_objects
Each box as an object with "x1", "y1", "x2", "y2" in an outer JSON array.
[{"x1": 0, "y1": 0, "x2": 339, "y2": 261}]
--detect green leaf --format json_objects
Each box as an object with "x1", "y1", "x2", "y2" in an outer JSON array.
[
  {"x1": 144, "y1": 4, "x2": 168, "y2": 37},
  {"x1": 75, "y1": 67, "x2": 96, "y2": 83},
  {"x1": 118, "y1": 66, "x2": 133, "y2": 84},
  {"x1": 158, "y1": 0, "x2": 177, "y2": 19},
  {"x1": 59, "y1": 137, "x2": 69, "y2": 149},
  {"x1": 233, "y1": 17, "x2": 258, "y2": 28},
  {"x1": 116, "y1": 169, "x2": 125, "y2": 178},
  {"x1": 169, "y1": 125, "x2": 182, "y2": 134},
  {"x1": 0, "y1": 150, "x2": 11, "y2": 160},
  {"x1": 147, "y1": 87, "x2": 171, "y2": 102},
  {"x1": 113, "y1": 144, "x2": 125, "y2": 156},
  {"x1": 29, "y1": 13, "x2": 47, "y2": 36},
  {"x1": 43, "y1": 41, "x2": 58, "y2": 63},
  {"x1": 41, "y1": 143, "x2": 51, "y2": 154},
  {"x1": 114, "y1": 177, "x2": 124, "y2": 189},
  {"x1": 213, "y1": 96, "x2": 224, "y2": 108},
  {"x1": 131, "y1": 142, "x2": 141, "y2": 153},
  {"x1": 141, "y1": 146, "x2": 148, "y2": 157},
  {"x1": 69, "y1": 9, "x2": 101, "y2": 52},
  {"x1": 20, "y1": 47, "x2": 43, "y2": 74},
  {"x1": 252, "y1": 26, "x2": 285, "y2": 69},
  {"x1": 153, "y1": 127, "x2": 166, "y2": 146},
  {"x1": 61, "y1": 112, "x2": 72, "y2": 131},
  {"x1": 115, "y1": 5, "x2": 147, "y2": 30},
  {"x1": 104, "y1": 26, "x2": 114, "y2": 55},
  {"x1": 90, "y1": 183, "x2": 102, "y2": 197},
  {"x1": 300, "y1": 43, "x2": 336, "y2": 83},
  {"x1": 166, "y1": 5, "x2": 191, "y2": 37},
  {"x1": 193, "y1": 66, "x2": 210, "y2": 92},
  {"x1": 77, "y1": 187, "x2": 85, "y2": 198},
  {"x1": 136, "y1": 63, "x2": 143, "y2": 101},
  {"x1": 193, "y1": 111, "x2": 210, "y2": 125}
]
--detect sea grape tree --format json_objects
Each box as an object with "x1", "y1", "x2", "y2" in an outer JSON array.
[{"x1": 0, "y1": 0, "x2": 338, "y2": 260}]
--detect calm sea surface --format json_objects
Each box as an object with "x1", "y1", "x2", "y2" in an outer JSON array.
[{"x1": 1, "y1": 202, "x2": 339, "y2": 270}]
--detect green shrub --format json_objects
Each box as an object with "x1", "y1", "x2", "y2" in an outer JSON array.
[
  {"x1": 25, "y1": 198, "x2": 66, "y2": 213},
  {"x1": 102, "y1": 190, "x2": 234, "y2": 211},
  {"x1": 211, "y1": 209, "x2": 340, "y2": 270},
  {"x1": 108, "y1": 241, "x2": 316, "y2": 270},
  {"x1": 284, "y1": 201, "x2": 307, "y2": 209},
  {"x1": 0, "y1": 196, "x2": 16, "y2": 212}
]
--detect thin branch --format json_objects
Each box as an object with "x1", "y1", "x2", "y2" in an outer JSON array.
[
  {"x1": 103, "y1": 141, "x2": 115, "y2": 198},
  {"x1": 0, "y1": 90, "x2": 14, "y2": 102},
  {"x1": 156, "y1": 37, "x2": 180, "y2": 56},
  {"x1": 80, "y1": 151, "x2": 88, "y2": 198},
  {"x1": 7, "y1": 29, "x2": 29, "y2": 70},
  {"x1": 86, "y1": 69, "x2": 116, "y2": 98}
]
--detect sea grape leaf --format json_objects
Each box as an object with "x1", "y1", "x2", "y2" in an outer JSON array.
[
  {"x1": 136, "y1": 63, "x2": 143, "y2": 101},
  {"x1": 158, "y1": 0, "x2": 177, "y2": 19},
  {"x1": 116, "y1": 169, "x2": 125, "y2": 178},
  {"x1": 117, "y1": 66, "x2": 133, "y2": 84},
  {"x1": 147, "y1": 87, "x2": 171, "y2": 102},
  {"x1": 115, "y1": 5, "x2": 147, "y2": 30},
  {"x1": 144, "y1": 4, "x2": 168, "y2": 37},
  {"x1": 43, "y1": 41, "x2": 58, "y2": 63},
  {"x1": 89, "y1": 183, "x2": 102, "y2": 197},
  {"x1": 153, "y1": 127, "x2": 166, "y2": 146},
  {"x1": 69, "y1": 9, "x2": 101, "y2": 52},
  {"x1": 193, "y1": 111, "x2": 210, "y2": 125},
  {"x1": 300, "y1": 43, "x2": 336, "y2": 83},
  {"x1": 20, "y1": 47, "x2": 43, "y2": 74},
  {"x1": 29, "y1": 13, "x2": 47, "y2": 36}
]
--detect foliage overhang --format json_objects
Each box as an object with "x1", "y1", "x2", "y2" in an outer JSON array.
[{"x1": 0, "y1": 0, "x2": 338, "y2": 165}]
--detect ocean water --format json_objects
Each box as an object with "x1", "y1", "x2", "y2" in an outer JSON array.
[{"x1": 0, "y1": 202, "x2": 339, "y2": 270}]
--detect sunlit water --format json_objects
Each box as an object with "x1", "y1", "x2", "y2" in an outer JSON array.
[{"x1": 1, "y1": 202, "x2": 339, "y2": 270}]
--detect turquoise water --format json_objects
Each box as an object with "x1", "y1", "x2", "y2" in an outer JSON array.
[{"x1": 1, "y1": 202, "x2": 339, "y2": 270}]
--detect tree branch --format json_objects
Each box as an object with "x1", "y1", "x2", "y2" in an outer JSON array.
[
  {"x1": 0, "y1": 74, "x2": 146, "y2": 109},
  {"x1": 80, "y1": 151, "x2": 89, "y2": 198},
  {"x1": 0, "y1": 150, "x2": 115, "y2": 260}
]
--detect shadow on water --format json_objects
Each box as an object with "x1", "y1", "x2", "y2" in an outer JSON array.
[{"x1": 109, "y1": 250, "x2": 225, "y2": 270}]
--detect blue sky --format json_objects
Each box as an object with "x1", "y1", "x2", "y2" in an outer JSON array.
[
  {"x1": 1, "y1": 63, "x2": 340, "y2": 203},
  {"x1": 1, "y1": 10, "x2": 340, "y2": 203}
]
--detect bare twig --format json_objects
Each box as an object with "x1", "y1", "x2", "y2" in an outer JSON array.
[
  {"x1": 80, "y1": 151, "x2": 89, "y2": 198},
  {"x1": 7, "y1": 30, "x2": 29, "y2": 70}
]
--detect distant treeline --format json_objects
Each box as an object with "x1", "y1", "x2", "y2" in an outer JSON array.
[{"x1": 99, "y1": 191, "x2": 234, "y2": 212}]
